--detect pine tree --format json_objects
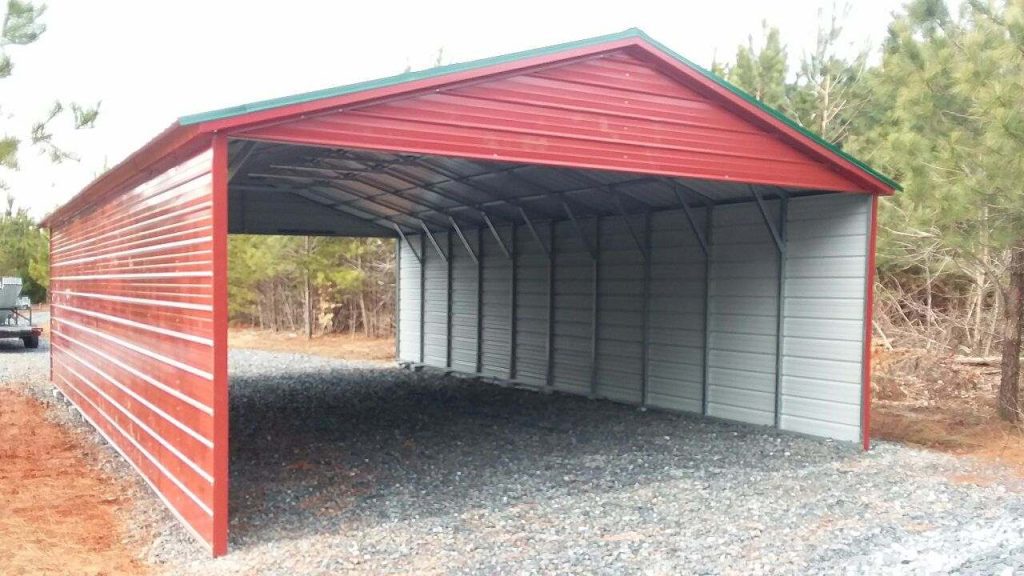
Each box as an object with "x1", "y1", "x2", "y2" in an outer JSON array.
[
  {"x1": 850, "y1": 0, "x2": 1024, "y2": 422},
  {"x1": 725, "y1": 21, "x2": 789, "y2": 111}
]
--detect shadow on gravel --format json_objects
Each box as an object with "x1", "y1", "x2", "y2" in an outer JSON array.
[
  {"x1": 227, "y1": 357, "x2": 857, "y2": 551},
  {"x1": 0, "y1": 337, "x2": 48, "y2": 354}
]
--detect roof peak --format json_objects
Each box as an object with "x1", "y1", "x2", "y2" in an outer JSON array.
[{"x1": 178, "y1": 28, "x2": 647, "y2": 127}]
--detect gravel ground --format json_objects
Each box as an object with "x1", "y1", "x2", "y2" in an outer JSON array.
[{"x1": 4, "y1": 341, "x2": 1024, "y2": 575}]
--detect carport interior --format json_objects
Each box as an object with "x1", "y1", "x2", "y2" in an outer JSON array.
[{"x1": 226, "y1": 138, "x2": 872, "y2": 444}]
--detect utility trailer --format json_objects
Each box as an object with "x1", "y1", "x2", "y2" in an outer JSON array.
[{"x1": 0, "y1": 277, "x2": 41, "y2": 349}]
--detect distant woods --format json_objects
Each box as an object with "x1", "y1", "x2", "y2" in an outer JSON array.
[
  {"x1": 715, "y1": 0, "x2": 1024, "y2": 421},
  {"x1": 228, "y1": 235, "x2": 394, "y2": 339}
]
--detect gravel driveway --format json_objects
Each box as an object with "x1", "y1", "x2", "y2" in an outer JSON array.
[{"x1": 5, "y1": 344, "x2": 1024, "y2": 575}]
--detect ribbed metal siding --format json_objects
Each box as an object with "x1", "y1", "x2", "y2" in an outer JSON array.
[
  {"x1": 514, "y1": 223, "x2": 549, "y2": 386},
  {"x1": 595, "y1": 216, "x2": 644, "y2": 403},
  {"x1": 49, "y1": 150, "x2": 218, "y2": 548},
  {"x1": 780, "y1": 194, "x2": 869, "y2": 441},
  {"x1": 551, "y1": 219, "x2": 595, "y2": 394},
  {"x1": 450, "y1": 230, "x2": 479, "y2": 373},
  {"x1": 243, "y1": 51, "x2": 869, "y2": 194},
  {"x1": 398, "y1": 237, "x2": 422, "y2": 362},
  {"x1": 706, "y1": 201, "x2": 780, "y2": 426},
  {"x1": 422, "y1": 231, "x2": 449, "y2": 367},
  {"x1": 480, "y1": 225, "x2": 512, "y2": 377},
  {"x1": 647, "y1": 208, "x2": 707, "y2": 413},
  {"x1": 399, "y1": 194, "x2": 868, "y2": 443}
]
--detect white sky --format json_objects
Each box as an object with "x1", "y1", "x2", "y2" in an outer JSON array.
[{"x1": 3, "y1": 0, "x2": 904, "y2": 219}]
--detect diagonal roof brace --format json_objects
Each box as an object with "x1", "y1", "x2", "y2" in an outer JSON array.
[
  {"x1": 448, "y1": 216, "x2": 478, "y2": 264},
  {"x1": 749, "y1": 185, "x2": 785, "y2": 254},
  {"x1": 672, "y1": 184, "x2": 709, "y2": 256},
  {"x1": 393, "y1": 223, "x2": 423, "y2": 263},
  {"x1": 420, "y1": 220, "x2": 448, "y2": 264},
  {"x1": 562, "y1": 200, "x2": 596, "y2": 260},
  {"x1": 611, "y1": 191, "x2": 647, "y2": 261},
  {"x1": 518, "y1": 207, "x2": 549, "y2": 260},
  {"x1": 480, "y1": 211, "x2": 511, "y2": 259}
]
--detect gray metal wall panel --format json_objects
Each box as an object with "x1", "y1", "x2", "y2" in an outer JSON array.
[
  {"x1": 514, "y1": 224, "x2": 549, "y2": 386},
  {"x1": 596, "y1": 216, "x2": 645, "y2": 403},
  {"x1": 481, "y1": 225, "x2": 512, "y2": 377},
  {"x1": 779, "y1": 193, "x2": 868, "y2": 442},
  {"x1": 422, "y1": 231, "x2": 449, "y2": 367},
  {"x1": 398, "y1": 237, "x2": 422, "y2": 362},
  {"x1": 396, "y1": 193, "x2": 869, "y2": 445},
  {"x1": 551, "y1": 219, "x2": 594, "y2": 394},
  {"x1": 646, "y1": 208, "x2": 706, "y2": 413},
  {"x1": 450, "y1": 231, "x2": 479, "y2": 373},
  {"x1": 707, "y1": 201, "x2": 779, "y2": 426}
]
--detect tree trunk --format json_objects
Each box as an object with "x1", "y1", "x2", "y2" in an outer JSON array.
[{"x1": 998, "y1": 247, "x2": 1024, "y2": 423}]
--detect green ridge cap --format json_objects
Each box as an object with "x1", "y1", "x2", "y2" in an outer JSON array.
[{"x1": 180, "y1": 26, "x2": 899, "y2": 192}]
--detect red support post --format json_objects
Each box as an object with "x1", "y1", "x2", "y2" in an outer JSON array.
[
  {"x1": 210, "y1": 134, "x2": 230, "y2": 555},
  {"x1": 862, "y1": 194, "x2": 879, "y2": 451}
]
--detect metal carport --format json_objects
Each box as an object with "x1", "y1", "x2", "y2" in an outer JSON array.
[{"x1": 42, "y1": 28, "x2": 897, "y2": 556}]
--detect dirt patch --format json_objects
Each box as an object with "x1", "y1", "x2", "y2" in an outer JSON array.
[
  {"x1": 871, "y1": 346, "x2": 1024, "y2": 475},
  {"x1": 0, "y1": 389, "x2": 148, "y2": 575},
  {"x1": 229, "y1": 328, "x2": 394, "y2": 362}
]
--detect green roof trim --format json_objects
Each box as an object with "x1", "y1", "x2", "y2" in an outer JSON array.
[
  {"x1": 627, "y1": 30, "x2": 902, "y2": 191},
  {"x1": 178, "y1": 29, "x2": 643, "y2": 126},
  {"x1": 180, "y1": 27, "x2": 899, "y2": 192}
]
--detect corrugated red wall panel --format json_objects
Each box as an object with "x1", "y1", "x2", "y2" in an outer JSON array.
[
  {"x1": 49, "y1": 149, "x2": 226, "y2": 553},
  {"x1": 241, "y1": 50, "x2": 866, "y2": 193}
]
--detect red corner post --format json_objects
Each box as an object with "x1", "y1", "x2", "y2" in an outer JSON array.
[
  {"x1": 211, "y1": 134, "x2": 230, "y2": 556},
  {"x1": 862, "y1": 194, "x2": 879, "y2": 451}
]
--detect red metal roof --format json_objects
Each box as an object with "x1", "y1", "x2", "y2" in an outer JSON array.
[{"x1": 45, "y1": 28, "x2": 896, "y2": 227}]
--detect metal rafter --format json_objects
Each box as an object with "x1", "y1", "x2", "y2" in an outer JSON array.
[
  {"x1": 249, "y1": 172, "x2": 452, "y2": 229},
  {"x1": 411, "y1": 157, "x2": 564, "y2": 221},
  {"x1": 232, "y1": 183, "x2": 417, "y2": 233}
]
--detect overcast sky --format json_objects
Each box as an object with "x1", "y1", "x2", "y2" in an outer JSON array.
[{"x1": 3, "y1": 0, "x2": 904, "y2": 218}]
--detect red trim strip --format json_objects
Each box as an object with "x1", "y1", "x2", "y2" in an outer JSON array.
[
  {"x1": 862, "y1": 194, "x2": 879, "y2": 451},
  {"x1": 210, "y1": 135, "x2": 230, "y2": 556}
]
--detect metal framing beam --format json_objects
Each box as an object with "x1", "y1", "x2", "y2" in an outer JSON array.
[
  {"x1": 476, "y1": 226, "x2": 484, "y2": 374},
  {"x1": 393, "y1": 223, "x2": 422, "y2": 263},
  {"x1": 546, "y1": 219, "x2": 555, "y2": 390},
  {"x1": 519, "y1": 207, "x2": 549, "y2": 259},
  {"x1": 773, "y1": 194, "x2": 789, "y2": 428},
  {"x1": 640, "y1": 211, "x2": 651, "y2": 408},
  {"x1": 446, "y1": 229, "x2": 454, "y2": 370},
  {"x1": 232, "y1": 184, "x2": 413, "y2": 234},
  {"x1": 449, "y1": 216, "x2": 478, "y2": 264},
  {"x1": 420, "y1": 233, "x2": 426, "y2": 365},
  {"x1": 509, "y1": 223, "x2": 517, "y2": 380},
  {"x1": 407, "y1": 157, "x2": 564, "y2": 221},
  {"x1": 563, "y1": 200, "x2": 596, "y2": 260},
  {"x1": 228, "y1": 141, "x2": 259, "y2": 182},
  {"x1": 673, "y1": 184, "x2": 709, "y2": 256},
  {"x1": 590, "y1": 216, "x2": 601, "y2": 399},
  {"x1": 702, "y1": 205, "x2": 713, "y2": 416},
  {"x1": 613, "y1": 193, "x2": 647, "y2": 261},
  {"x1": 750, "y1": 185, "x2": 785, "y2": 254},
  {"x1": 481, "y1": 212, "x2": 510, "y2": 258},
  {"x1": 420, "y1": 220, "x2": 449, "y2": 264}
]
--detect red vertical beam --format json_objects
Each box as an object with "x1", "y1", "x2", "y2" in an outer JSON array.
[
  {"x1": 861, "y1": 195, "x2": 879, "y2": 451},
  {"x1": 210, "y1": 134, "x2": 230, "y2": 555}
]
